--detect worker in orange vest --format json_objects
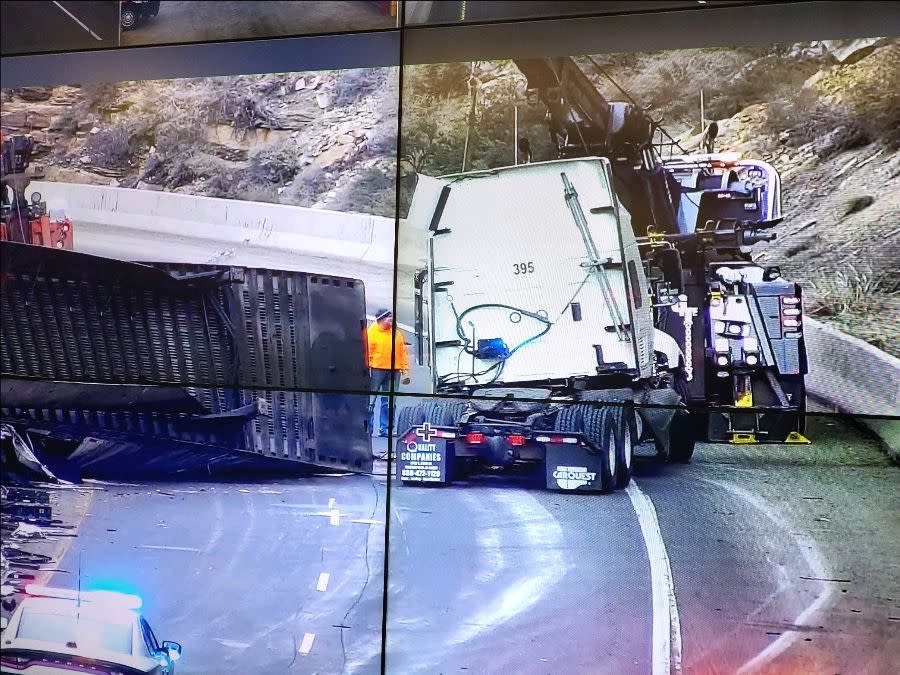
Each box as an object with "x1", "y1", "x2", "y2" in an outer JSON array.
[{"x1": 367, "y1": 309, "x2": 410, "y2": 436}]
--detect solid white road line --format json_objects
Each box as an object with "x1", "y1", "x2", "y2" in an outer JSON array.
[
  {"x1": 52, "y1": 1, "x2": 103, "y2": 40},
  {"x1": 316, "y1": 572, "x2": 330, "y2": 592},
  {"x1": 329, "y1": 509, "x2": 341, "y2": 526},
  {"x1": 298, "y1": 632, "x2": 316, "y2": 655},
  {"x1": 328, "y1": 497, "x2": 335, "y2": 510},
  {"x1": 137, "y1": 545, "x2": 201, "y2": 552},
  {"x1": 700, "y1": 479, "x2": 833, "y2": 675},
  {"x1": 626, "y1": 482, "x2": 683, "y2": 675}
]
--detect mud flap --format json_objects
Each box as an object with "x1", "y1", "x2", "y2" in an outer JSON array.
[
  {"x1": 396, "y1": 436, "x2": 453, "y2": 485},
  {"x1": 545, "y1": 443, "x2": 605, "y2": 492}
]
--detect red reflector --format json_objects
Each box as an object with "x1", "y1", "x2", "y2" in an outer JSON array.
[
  {"x1": 508, "y1": 434, "x2": 526, "y2": 446},
  {"x1": 466, "y1": 432, "x2": 485, "y2": 444}
]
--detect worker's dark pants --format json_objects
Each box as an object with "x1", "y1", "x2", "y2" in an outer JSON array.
[{"x1": 368, "y1": 368, "x2": 398, "y2": 436}]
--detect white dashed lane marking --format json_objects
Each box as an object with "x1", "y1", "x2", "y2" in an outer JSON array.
[
  {"x1": 298, "y1": 632, "x2": 316, "y2": 655},
  {"x1": 316, "y1": 572, "x2": 330, "y2": 592},
  {"x1": 52, "y1": 1, "x2": 102, "y2": 40}
]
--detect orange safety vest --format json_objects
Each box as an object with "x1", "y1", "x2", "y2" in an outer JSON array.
[{"x1": 366, "y1": 322, "x2": 409, "y2": 372}]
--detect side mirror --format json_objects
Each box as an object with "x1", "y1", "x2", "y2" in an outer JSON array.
[{"x1": 161, "y1": 641, "x2": 182, "y2": 662}]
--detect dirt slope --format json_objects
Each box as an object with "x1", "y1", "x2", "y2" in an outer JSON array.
[{"x1": 0, "y1": 69, "x2": 399, "y2": 217}]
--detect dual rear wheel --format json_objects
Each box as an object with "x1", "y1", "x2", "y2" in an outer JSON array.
[{"x1": 554, "y1": 404, "x2": 635, "y2": 492}]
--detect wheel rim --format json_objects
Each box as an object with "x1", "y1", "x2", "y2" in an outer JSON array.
[
  {"x1": 624, "y1": 425, "x2": 633, "y2": 470},
  {"x1": 607, "y1": 432, "x2": 616, "y2": 478},
  {"x1": 122, "y1": 12, "x2": 136, "y2": 27}
]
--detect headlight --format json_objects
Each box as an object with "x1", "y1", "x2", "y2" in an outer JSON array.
[
  {"x1": 728, "y1": 323, "x2": 742, "y2": 335},
  {"x1": 716, "y1": 355, "x2": 729, "y2": 366},
  {"x1": 745, "y1": 354, "x2": 759, "y2": 366},
  {"x1": 714, "y1": 320, "x2": 726, "y2": 334}
]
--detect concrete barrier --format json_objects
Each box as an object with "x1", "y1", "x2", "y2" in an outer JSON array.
[
  {"x1": 30, "y1": 181, "x2": 420, "y2": 322},
  {"x1": 33, "y1": 180, "x2": 397, "y2": 264},
  {"x1": 805, "y1": 317, "x2": 900, "y2": 461}
]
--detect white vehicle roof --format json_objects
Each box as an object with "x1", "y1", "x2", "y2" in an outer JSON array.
[{"x1": 1, "y1": 591, "x2": 160, "y2": 673}]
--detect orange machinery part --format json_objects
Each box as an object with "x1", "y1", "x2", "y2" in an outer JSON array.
[
  {"x1": 32, "y1": 215, "x2": 74, "y2": 249},
  {"x1": 0, "y1": 216, "x2": 74, "y2": 249}
]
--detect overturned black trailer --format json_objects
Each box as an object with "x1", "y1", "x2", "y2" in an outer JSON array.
[{"x1": 0, "y1": 241, "x2": 372, "y2": 479}]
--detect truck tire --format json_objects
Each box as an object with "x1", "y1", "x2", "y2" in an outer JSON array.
[
  {"x1": 554, "y1": 404, "x2": 584, "y2": 432},
  {"x1": 608, "y1": 405, "x2": 635, "y2": 489},
  {"x1": 581, "y1": 405, "x2": 617, "y2": 493},
  {"x1": 121, "y1": 3, "x2": 138, "y2": 30},
  {"x1": 670, "y1": 376, "x2": 699, "y2": 462},
  {"x1": 423, "y1": 399, "x2": 465, "y2": 427},
  {"x1": 395, "y1": 403, "x2": 425, "y2": 437},
  {"x1": 445, "y1": 400, "x2": 468, "y2": 425},
  {"x1": 668, "y1": 410, "x2": 697, "y2": 462}
]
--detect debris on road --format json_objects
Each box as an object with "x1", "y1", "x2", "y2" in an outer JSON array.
[{"x1": 1, "y1": 477, "x2": 83, "y2": 629}]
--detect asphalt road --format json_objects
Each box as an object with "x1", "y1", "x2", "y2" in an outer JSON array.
[
  {"x1": 120, "y1": 1, "x2": 395, "y2": 47},
  {"x1": 40, "y1": 415, "x2": 898, "y2": 674},
  {"x1": 1, "y1": 1, "x2": 118, "y2": 55},
  {"x1": 46, "y1": 473, "x2": 389, "y2": 674},
  {"x1": 380, "y1": 414, "x2": 900, "y2": 674}
]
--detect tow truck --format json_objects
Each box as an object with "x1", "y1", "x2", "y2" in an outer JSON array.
[
  {"x1": 396, "y1": 56, "x2": 809, "y2": 492},
  {"x1": 0, "y1": 133, "x2": 73, "y2": 250}
]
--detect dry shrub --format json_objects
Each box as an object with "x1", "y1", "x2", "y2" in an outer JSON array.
[
  {"x1": 282, "y1": 165, "x2": 331, "y2": 208},
  {"x1": 329, "y1": 166, "x2": 396, "y2": 218},
  {"x1": 84, "y1": 122, "x2": 139, "y2": 168},
  {"x1": 806, "y1": 266, "x2": 899, "y2": 318},
  {"x1": 764, "y1": 90, "x2": 873, "y2": 157},
  {"x1": 244, "y1": 140, "x2": 303, "y2": 186}
]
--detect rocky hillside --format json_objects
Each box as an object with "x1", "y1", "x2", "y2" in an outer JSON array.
[
  {"x1": 0, "y1": 68, "x2": 399, "y2": 217},
  {"x1": 402, "y1": 38, "x2": 899, "y2": 355}
]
